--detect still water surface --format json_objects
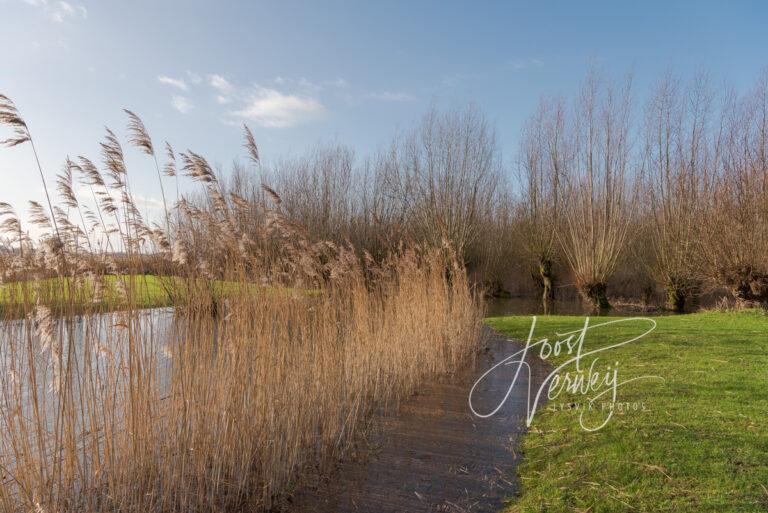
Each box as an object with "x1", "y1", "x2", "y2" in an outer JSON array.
[{"x1": 485, "y1": 296, "x2": 677, "y2": 317}]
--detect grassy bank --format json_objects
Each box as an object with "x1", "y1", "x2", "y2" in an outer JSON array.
[
  {"x1": 0, "y1": 275, "x2": 304, "y2": 315},
  {"x1": 487, "y1": 311, "x2": 768, "y2": 512},
  {"x1": 0, "y1": 275, "x2": 176, "y2": 309}
]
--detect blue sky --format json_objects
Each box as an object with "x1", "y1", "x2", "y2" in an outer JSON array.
[{"x1": 1, "y1": 0, "x2": 767, "y2": 224}]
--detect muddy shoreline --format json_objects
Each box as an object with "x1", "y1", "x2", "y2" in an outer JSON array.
[{"x1": 284, "y1": 327, "x2": 549, "y2": 512}]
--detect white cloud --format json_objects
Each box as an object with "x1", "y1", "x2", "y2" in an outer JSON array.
[
  {"x1": 441, "y1": 72, "x2": 483, "y2": 88},
  {"x1": 171, "y1": 95, "x2": 193, "y2": 114},
  {"x1": 132, "y1": 193, "x2": 166, "y2": 212},
  {"x1": 270, "y1": 76, "x2": 329, "y2": 93},
  {"x1": 232, "y1": 87, "x2": 325, "y2": 128},
  {"x1": 158, "y1": 75, "x2": 188, "y2": 91},
  {"x1": 367, "y1": 91, "x2": 417, "y2": 102},
  {"x1": 507, "y1": 58, "x2": 544, "y2": 71},
  {"x1": 208, "y1": 74, "x2": 233, "y2": 94},
  {"x1": 23, "y1": 0, "x2": 87, "y2": 22},
  {"x1": 296, "y1": 77, "x2": 321, "y2": 92},
  {"x1": 76, "y1": 185, "x2": 164, "y2": 217},
  {"x1": 60, "y1": 1, "x2": 74, "y2": 12},
  {"x1": 208, "y1": 75, "x2": 234, "y2": 104},
  {"x1": 325, "y1": 77, "x2": 349, "y2": 88}
]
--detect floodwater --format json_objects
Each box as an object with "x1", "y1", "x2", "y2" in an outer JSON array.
[
  {"x1": 0, "y1": 307, "x2": 178, "y2": 446},
  {"x1": 285, "y1": 327, "x2": 549, "y2": 512},
  {"x1": 4, "y1": 308, "x2": 550, "y2": 512},
  {"x1": 1, "y1": 304, "x2": 597, "y2": 512},
  {"x1": 485, "y1": 296, "x2": 677, "y2": 318}
]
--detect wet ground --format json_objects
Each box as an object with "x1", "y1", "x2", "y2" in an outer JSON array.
[{"x1": 285, "y1": 327, "x2": 550, "y2": 512}]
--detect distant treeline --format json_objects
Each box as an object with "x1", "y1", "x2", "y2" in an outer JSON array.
[
  {"x1": 3, "y1": 69, "x2": 768, "y2": 311},
  {"x1": 184, "y1": 69, "x2": 765, "y2": 311}
]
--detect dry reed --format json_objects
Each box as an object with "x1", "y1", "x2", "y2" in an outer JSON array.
[{"x1": 0, "y1": 100, "x2": 482, "y2": 512}]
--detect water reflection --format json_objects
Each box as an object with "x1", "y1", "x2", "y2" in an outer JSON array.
[
  {"x1": 485, "y1": 296, "x2": 675, "y2": 317},
  {"x1": 0, "y1": 307, "x2": 178, "y2": 433}
]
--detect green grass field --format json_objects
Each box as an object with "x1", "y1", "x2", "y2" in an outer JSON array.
[
  {"x1": 0, "y1": 275, "x2": 304, "y2": 315},
  {"x1": 0, "y1": 275, "x2": 178, "y2": 310},
  {"x1": 486, "y1": 311, "x2": 768, "y2": 512}
]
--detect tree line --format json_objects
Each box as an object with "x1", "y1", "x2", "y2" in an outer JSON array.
[
  {"x1": 201, "y1": 69, "x2": 765, "y2": 312},
  {"x1": 3, "y1": 68, "x2": 768, "y2": 312}
]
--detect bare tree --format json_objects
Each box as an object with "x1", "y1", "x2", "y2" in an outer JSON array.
[
  {"x1": 270, "y1": 143, "x2": 356, "y2": 242},
  {"x1": 518, "y1": 98, "x2": 569, "y2": 312},
  {"x1": 379, "y1": 106, "x2": 502, "y2": 264},
  {"x1": 642, "y1": 73, "x2": 713, "y2": 311},
  {"x1": 701, "y1": 70, "x2": 768, "y2": 305},
  {"x1": 560, "y1": 71, "x2": 635, "y2": 311}
]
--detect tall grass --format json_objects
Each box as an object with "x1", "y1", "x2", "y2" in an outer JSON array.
[{"x1": 0, "y1": 99, "x2": 482, "y2": 512}]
